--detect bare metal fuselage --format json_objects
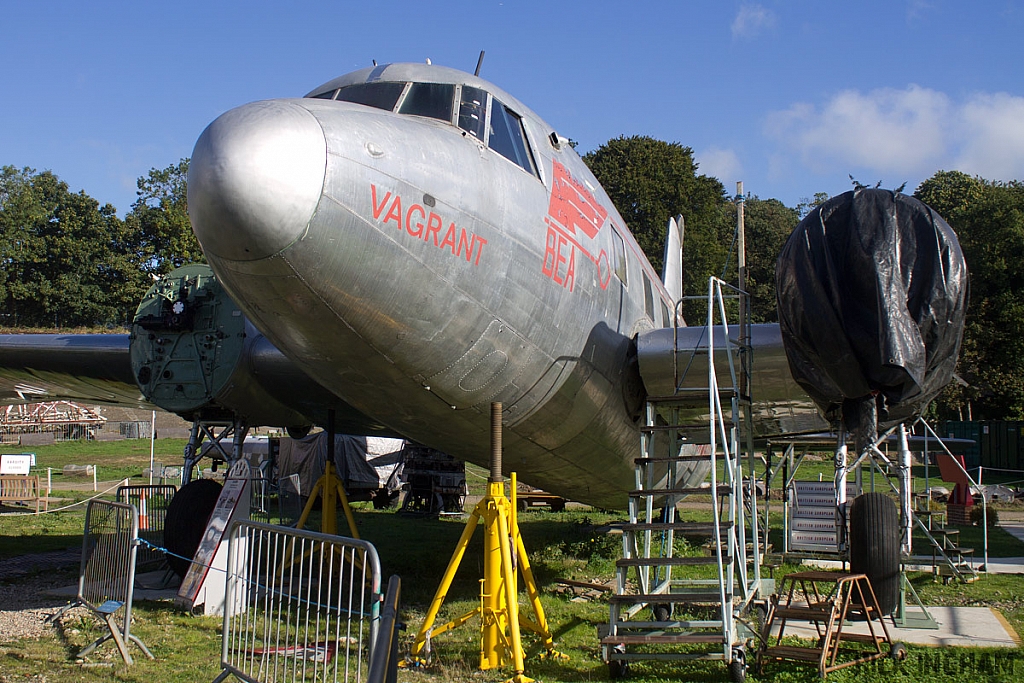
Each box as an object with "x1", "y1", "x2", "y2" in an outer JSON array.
[{"x1": 187, "y1": 63, "x2": 815, "y2": 508}]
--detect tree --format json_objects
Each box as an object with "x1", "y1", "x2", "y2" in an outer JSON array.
[
  {"x1": 915, "y1": 172, "x2": 1024, "y2": 420},
  {"x1": 583, "y1": 136, "x2": 731, "y2": 322},
  {"x1": 734, "y1": 197, "x2": 799, "y2": 323},
  {"x1": 0, "y1": 166, "x2": 148, "y2": 327},
  {"x1": 126, "y1": 159, "x2": 203, "y2": 276},
  {"x1": 795, "y1": 191, "x2": 831, "y2": 219}
]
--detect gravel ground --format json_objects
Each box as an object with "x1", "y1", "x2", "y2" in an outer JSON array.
[{"x1": 0, "y1": 560, "x2": 86, "y2": 643}]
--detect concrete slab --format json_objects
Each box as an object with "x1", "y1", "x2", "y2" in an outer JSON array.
[
  {"x1": 44, "y1": 570, "x2": 181, "y2": 603},
  {"x1": 772, "y1": 606, "x2": 1020, "y2": 648}
]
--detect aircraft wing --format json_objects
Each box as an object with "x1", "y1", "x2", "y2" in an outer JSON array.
[{"x1": 0, "y1": 334, "x2": 148, "y2": 407}]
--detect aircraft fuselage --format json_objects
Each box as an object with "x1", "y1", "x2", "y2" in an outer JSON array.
[{"x1": 188, "y1": 63, "x2": 678, "y2": 508}]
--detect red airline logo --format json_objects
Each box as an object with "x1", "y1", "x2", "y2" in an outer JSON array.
[{"x1": 543, "y1": 161, "x2": 612, "y2": 292}]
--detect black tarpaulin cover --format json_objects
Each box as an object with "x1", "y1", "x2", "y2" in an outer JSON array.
[{"x1": 775, "y1": 188, "x2": 968, "y2": 446}]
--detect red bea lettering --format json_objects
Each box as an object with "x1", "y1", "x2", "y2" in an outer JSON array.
[
  {"x1": 542, "y1": 228, "x2": 558, "y2": 278},
  {"x1": 473, "y1": 236, "x2": 487, "y2": 265}
]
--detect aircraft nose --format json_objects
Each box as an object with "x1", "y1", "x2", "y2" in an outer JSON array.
[{"x1": 188, "y1": 100, "x2": 327, "y2": 261}]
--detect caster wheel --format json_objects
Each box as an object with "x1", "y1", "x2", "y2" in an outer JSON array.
[
  {"x1": 609, "y1": 659, "x2": 630, "y2": 679},
  {"x1": 652, "y1": 603, "x2": 671, "y2": 622},
  {"x1": 729, "y1": 647, "x2": 747, "y2": 682},
  {"x1": 890, "y1": 642, "x2": 907, "y2": 661}
]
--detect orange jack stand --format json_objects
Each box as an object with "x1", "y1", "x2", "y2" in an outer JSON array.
[{"x1": 407, "y1": 403, "x2": 565, "y2": 683}]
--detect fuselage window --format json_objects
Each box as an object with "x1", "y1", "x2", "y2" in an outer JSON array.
[
  {"x1": 334, "y1": 82, "x2": 405, "y2": 111},
  {"x1": 643, "y1": 274, "x2": 655, "y2": 321},
  {"x1": 611, "y1": 228, "x2": 627, "y2": 285},
  {"x1": 661, "y1": 300, "x2": 672, "y2": 328},
  {"x1": 458, "y1": 86, "x2": 487, "y2": 140},
  {"x1": 488, "y1": 99, "x2": 538, "y2": 176},
  {"x1": 399, "y1": 83, "x2": 455, "y2": 122}
]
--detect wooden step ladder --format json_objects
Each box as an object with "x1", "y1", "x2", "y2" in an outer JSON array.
[{"x1": 758, "y1": 570, "x2": 906, "y2": 678}]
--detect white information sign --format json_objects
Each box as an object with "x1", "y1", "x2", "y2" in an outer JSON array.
[
  {"x1": 177, "y1": 461, "x2": 251, "y2": 616},
  {"x1": 0, "y1": 454, "x2": 34, "y2": 475}
]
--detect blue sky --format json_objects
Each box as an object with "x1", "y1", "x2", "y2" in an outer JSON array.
[{"x1": 1, "y1": 1, "x2": 1022, "y2": 216}]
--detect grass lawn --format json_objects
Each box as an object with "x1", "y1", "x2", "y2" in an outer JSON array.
[{"x1": 2, "y1": 441, "x2": 1024, "y2": 682}]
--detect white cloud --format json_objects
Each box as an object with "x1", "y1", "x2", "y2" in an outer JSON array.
[
  {"x1": 697, "y1": 147, "x2": 743, "y2": 184},
  {"x1": 732, "y1": 4, "x2": 776, "y2": 39},
  {"x1": 906, "y1": 0, "x2": 934, "y2": 23},
  {"x1": 765, "y1": 86, "x2": 1024, "y2": 182},
  {"x1": 955, "y1": 92, "x2": 1024, "y2": 179}
]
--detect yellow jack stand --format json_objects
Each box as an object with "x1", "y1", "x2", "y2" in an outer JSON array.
[
  {"x1": 295, "y1": 460, "x2": 360, "y2": 539},
  {"x1": 408, "y1": 403, "x2": 564, "y2": 683}
]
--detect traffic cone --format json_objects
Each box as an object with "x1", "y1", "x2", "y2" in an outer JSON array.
[{"x1": 139, "y1": 491, "x2": 149, "y2": 531}]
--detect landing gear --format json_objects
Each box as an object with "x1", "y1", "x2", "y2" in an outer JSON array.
[{"x1": 181, "y1": 418, "x2": 249, "y2": 485}]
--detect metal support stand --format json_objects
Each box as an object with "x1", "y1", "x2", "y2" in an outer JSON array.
[
  {"x1": 894, "y1": 573, "x2": 939, "y2": 629},
  {"x1": 294, "y1": 409, "x2": 359, "y2": 539},
  {"x1": 293, "y1": 460, "x2": 360, "y2": 539},
  {"x1": 407, "y1": 403, "x2": 563, "y2": 682},
  {"x1": 181, "y1": 418, "x2": 249, "y2": 485}
]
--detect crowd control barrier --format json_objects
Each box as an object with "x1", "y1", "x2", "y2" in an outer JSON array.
[
  {"x1": 213, "y1": 521, "x2": 383, "y2": 683},
  {"x1": 117, "y1": 484, "x2": 177, "y2": 571},
  {"x1": 366, "y1": 576, "x2": 401, "y2": 683},
  {"x1": 55, "y1": 499, "x2": 154, "y2": 665}
]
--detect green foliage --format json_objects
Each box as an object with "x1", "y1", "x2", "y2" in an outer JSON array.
[
  {"x1": 582, "y1": 137, "x2": 797, "y2": 323},
  {"x1": 583, "y1": 136, "x2": 733, "y2": 322},
  {"x1": 795, "y1": 191, "x2": 831, "y2": 218},
  {"x1": 730, "y1": 196, "x2": 799, "y2": 323},
  {"x1": 0, "y1": 160, "x2": 197, "y2": 329},
  {"x1": 125, "y1": 159, "x2": 203, "y2": 276},
  {"x1": 915, "y1": 172, "x2": 1024, "y2": 419},
  {"x1": 971, "y1": 505, "x2": 999, "y2": 527},
  {"x1": 0, "y1": 166, "x2": 149, "y2": 327}
]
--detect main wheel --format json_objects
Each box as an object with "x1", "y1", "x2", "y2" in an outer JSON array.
[
  {"x1": 849, "y1": 492, "x2": 901, "y2": 615},
  {"x1": 163, "y1": 479, "x2": 223, "y2": 578}
]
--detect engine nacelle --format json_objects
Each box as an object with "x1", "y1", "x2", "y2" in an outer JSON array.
[
  {"x1": 129, "y1": 264, "x2": 384, "y2": 434},
  {"x1": 775, "y1": 188, "x2": 968, "y2": 449}
]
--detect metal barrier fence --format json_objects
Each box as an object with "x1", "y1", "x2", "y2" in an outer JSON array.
[
  {"x1": 117, "y1": 484, "x2": 178, "y2": 571},
  {"x1": 214, "y1": 521, "x2": 383, "y2": 683},
  {"x1": 70, "y1": 499, "x2": 153, "y2": 664},
  {"x1": 366, "y1": 576, "x2": 401, "y2": 683}
]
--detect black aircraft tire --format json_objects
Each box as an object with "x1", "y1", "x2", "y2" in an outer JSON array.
[
  {"x1": 849, "y1": 492, "x2": 901, "y2": 616},
  {"x1": 163, "y1": 479, "x2": 223, "y2": 578}
]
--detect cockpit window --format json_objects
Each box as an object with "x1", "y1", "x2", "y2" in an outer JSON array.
[
  {"x1": 335, "y1": 82, "x2": 404, "y2": 111},
  {"x1": 311, "y1": 89, "x2": 338, "y2": 100},
  {"x1": 398, "y1": 82, "x2": 455, "y2": 122},
  {"x1": 488, "y1": 99, "x2": 537, "y2": 175},
  {"x1": 458, "y1": 86, "x2": 486, "y2": 140}
]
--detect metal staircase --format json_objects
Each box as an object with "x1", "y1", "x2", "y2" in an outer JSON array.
[{"x1": 602, "y1": 278, "x2": 764, "y2": 682}]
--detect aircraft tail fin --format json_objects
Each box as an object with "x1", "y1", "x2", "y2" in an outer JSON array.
[{"x1": 662, "y1": 214, "x2": 684, "y2": 302}]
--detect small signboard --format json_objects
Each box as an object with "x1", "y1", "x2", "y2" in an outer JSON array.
[
  {"x1": 0, "y1": 454, "x2": 34, "y2": 475},
  {"x1": 177, "y1": 461, "x2": 251, "y2": 616}
]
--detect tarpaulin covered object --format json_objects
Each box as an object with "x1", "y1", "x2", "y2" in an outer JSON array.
[
  {"x1": 776, "y1": 189, "x2": 967, "y2": 447},
  {"x1": 277, "y1": 433, "x2": 405, "y2": 497}
]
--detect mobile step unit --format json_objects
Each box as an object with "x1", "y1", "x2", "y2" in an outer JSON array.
[{"x1": 602, "y1": 277, "x2": 766, "y2": 682}]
